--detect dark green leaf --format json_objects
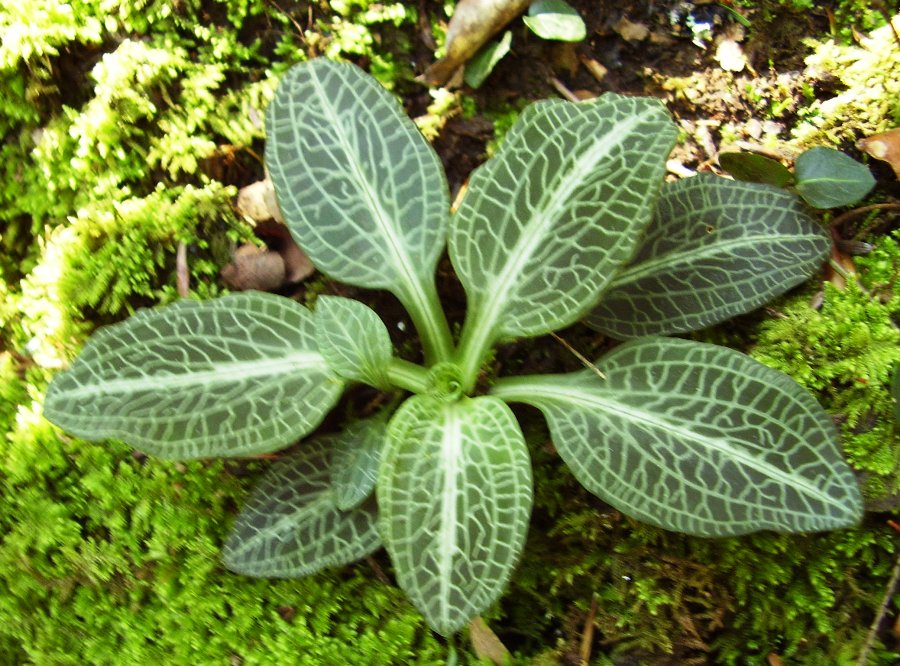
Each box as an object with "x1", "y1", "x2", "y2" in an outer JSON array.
[
  {"x1": 794, "y1": 146, "x2": 876, "y2": 208},
  {"x1": 379, "y1": 395, "x2": 532, "y2": 635},
  {"x1": 44, "y1": 292, "x2": 344, "y2": 460},
  {"x1": 464, "y1": 31, "x2": 512, "y2": 89},
  {"x1": 328, "y1": 416, "x2": 387, "y2": 511},
  {"x1": 492, "y1": 337, "x2": 862, "y2": 537},
  {"x1": 718, "y1": 152, "x2": 793, "y2": 187}
]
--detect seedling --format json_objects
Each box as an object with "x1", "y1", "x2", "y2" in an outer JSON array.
[
  {"x1": 719, "y1": 146, "x2": 876, "y2": 209},
  {"x1": 44, "y1": 59, "x2": 862, "y2": 636}
]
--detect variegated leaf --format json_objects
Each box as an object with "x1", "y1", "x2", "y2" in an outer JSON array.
[
  {"x1": 491, "y1": 337, "x2": 862, "y2": 536},
  {"x1": 223, "y1": 438, "x2": 380, "y2": 577},
  {"x1": 266, "y1": 59, "x2": 453, "y2": 361},
  {"x1": 450, "y1": 94, "x2": 676, "y2": 385},
  {"x1": 379, "y1": 395, "x2": 532, "y2": 635},
  {"x1": 44, "y1": 292, "x2": 343, "y2": 459},
  {"x1": 315, "y1": 295, "x2": 393, "y2": 390},
  {"x1": 587, "y1": 174, "x2": 831, "y2": 338}
]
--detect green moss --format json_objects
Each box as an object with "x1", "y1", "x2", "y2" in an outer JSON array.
[
  {"x1": 793, "y1": 16, "x2": 900, "y2": 146},
  {"x1": 0, "y1": 407, "x2": 446, "y2": 663},
  {"x1": 502, "y1": 423, "x2": 898, "y2": 664},
  {"x1": 751, "y1": 268, "x2": 900, "y2": 502},
  {"x1": 311, "y1": 0, "x2": 418, "y2": 89}
]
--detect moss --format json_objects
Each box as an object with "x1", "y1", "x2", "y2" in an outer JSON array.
[
  {"x1": 751, "y1": 270, "x2": 900, "y2": 502},
  {"x1": 0, "y1": 406, "x2": 446, "y2": 663},
  {"x1": 500, "y1": 421, "x2": 898, "y2": 664},
  {"x1": 793, "y1": 15, "x2": 900, "y2": 147},
  {"x1": 311, "y1": 0, "x2": 418, "y2": 89}
]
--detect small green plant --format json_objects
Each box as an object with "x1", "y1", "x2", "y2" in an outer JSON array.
[
  {"x1": 463, "y1": 0, "x2": 586, "y2": 88},
  {"x1": 44, "y1": 59, "x2": 863, "y2": 637},
  {"x1": 719, "y1": 146, "x2": 876, "y2": 208}
]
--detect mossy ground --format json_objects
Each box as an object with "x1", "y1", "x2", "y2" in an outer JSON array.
[{"x1": 1, "y1": 1, "x2": 898, "y2": 663}]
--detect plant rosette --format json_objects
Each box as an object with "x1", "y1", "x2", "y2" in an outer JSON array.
[{"x1": 44, "y1": 59, "x2": 862, "y2": 637}]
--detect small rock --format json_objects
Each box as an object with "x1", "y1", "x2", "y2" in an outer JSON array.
[
  {"x1": 613, "y1": 16, "x2": 649, "y2": 42},
  {"x1": 221, "y1": 244, "x2": 286, "y2": 291}
]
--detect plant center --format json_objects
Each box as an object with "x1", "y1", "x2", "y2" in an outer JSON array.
[{"x1": 428, "y1": 362, "x2": 464, "y2": 402}]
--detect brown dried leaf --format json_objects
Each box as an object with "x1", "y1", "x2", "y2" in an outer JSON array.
[
  {"x1": 255, "y1": 221, "x2": 315, "y2": 283},
  {"x1": 424, "y1": 0, "x2": 531, "y2": 86},
  {"x1": 236, "y1": 178, "x2": 284, "y2": 223},
  {"x1": 858, "y1": 128, "x2": 900, "y2": 179},
  {"x1": 469, "y1": 616, "x2": 511, "y2": 665}
]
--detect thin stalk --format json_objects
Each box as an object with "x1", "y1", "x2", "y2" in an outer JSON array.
[
  {"x1": 453, "y1": 308, "x2": 497, "y2": 394},
  {"x1": 487, "y1": 374, "x2": 536, "y2": 403},
  {"x1": 386, "y1": 357, "x2": 431, "y2": 394},
  {"x1": 400, "y1": 277, "x2": 454, "y2": 366}
]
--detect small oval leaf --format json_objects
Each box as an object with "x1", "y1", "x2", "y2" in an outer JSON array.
[
  {"x1": 315, "y1": 295, "x2": 394, "y2": 390},
  {"x1": 379, "y1": 395, "x2": 533, "y2": 636},
  {"x1": 223, "y1": 438, "x2": 381, "y2": 577},
  {"x1": 464, "y1": 30, "x2": 512, "y2": 89},
  {"x1": 492, "y1": 337, "x2": 862, "y2": 537},
  {"x1": 328, "y1": 415, "x2": 388, "y2": 511},
  {"x1": 718, "y1": 151, "x2": 794, "y2": 187},
  {"x1": 44, "y1": 292, "x2": 344, "y2": 460},
  {"x1": 587, "y1": 174, "x2": 831, "y2": 338},
  {"x1": 523, "y1": 0, "x2": 587, "y2": 42},
  {"x1": 794, "y1": 146, "x2": 876, "y2": 208}
]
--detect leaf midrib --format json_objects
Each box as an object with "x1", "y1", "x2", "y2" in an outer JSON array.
[
  {"x1": 512, "y1": 382, "x2": 837, "y2": 507},
  {"x1": 473, "y1": 111, "x2": 646, "y2": 342},
  {"x1": 437, "y1": 403, "x2": 461, "y2": 629},
  {"x1": 53, "y1": 352, "x2": 328, "y2": 399},
  {"x1": 610, "y1": 232, "x2": 822, "y2": 287}
]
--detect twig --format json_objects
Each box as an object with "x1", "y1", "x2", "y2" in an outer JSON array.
[
  {"x1": 366, "y1": 556, "x2": 392, "y2": 586},
  {"x1": 830, "y1": 203, "x2": 900, "y2": 230},
  {"x1": 176, "y1": 241, "x2": 189, "y2": 298},
  {"x1": 877, "y1": 5, "x2": 900, "y2": 50},
  {"x1": 857, "y1": 551, "x2": 900, "y2": 665},
  {"x1": 550, "y1": 332, "x2": 607, "y2": 380},
  {"x1": 267, "y1": 0, "x2": 307, "y2": 45},
  {"x1": 549, "y1": 76, "x2": 581, "y2": 103},
  {"x1": 579, "y1": 596, "x2": 599, "y2": 664}
]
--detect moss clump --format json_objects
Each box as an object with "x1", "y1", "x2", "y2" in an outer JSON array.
[
  {"x1": 500, "y1": 424, "x2": 897, "y2": 664},
  {"x1": 0, "y1": 408, "x2": 445, "y2": 663},
  {"x1": 793, "y1": 15, "x2": 900, "y2": 146},
  {"x1": 751, "y1": 253, "x2": 900, "y2": 503}
]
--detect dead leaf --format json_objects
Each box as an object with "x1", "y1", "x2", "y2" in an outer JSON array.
[
  {"x1": 580, "y1": 56, "x2": 608, "y2": 83},
  {"x1": 424, "y1": 0, "x2": 531, "y2": 86},
  {"x1": 858, "y1": 128, "x2": 900, "y2": 179},
  {"x1": 221, "y1": 244, "x2": 286, "y2": 291},
  {"x1": 469, "y1": 616, "x2": 511, "y2": 665},
  {"x1": 579, "y1": 597, "x2": 598, "y2": 664},
  {"x1": 825, "y1": 242, "x2": 856, "y2": 290},
  {"x1": 613, "y1": 16, "x2": 649, "y2": 42}
]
